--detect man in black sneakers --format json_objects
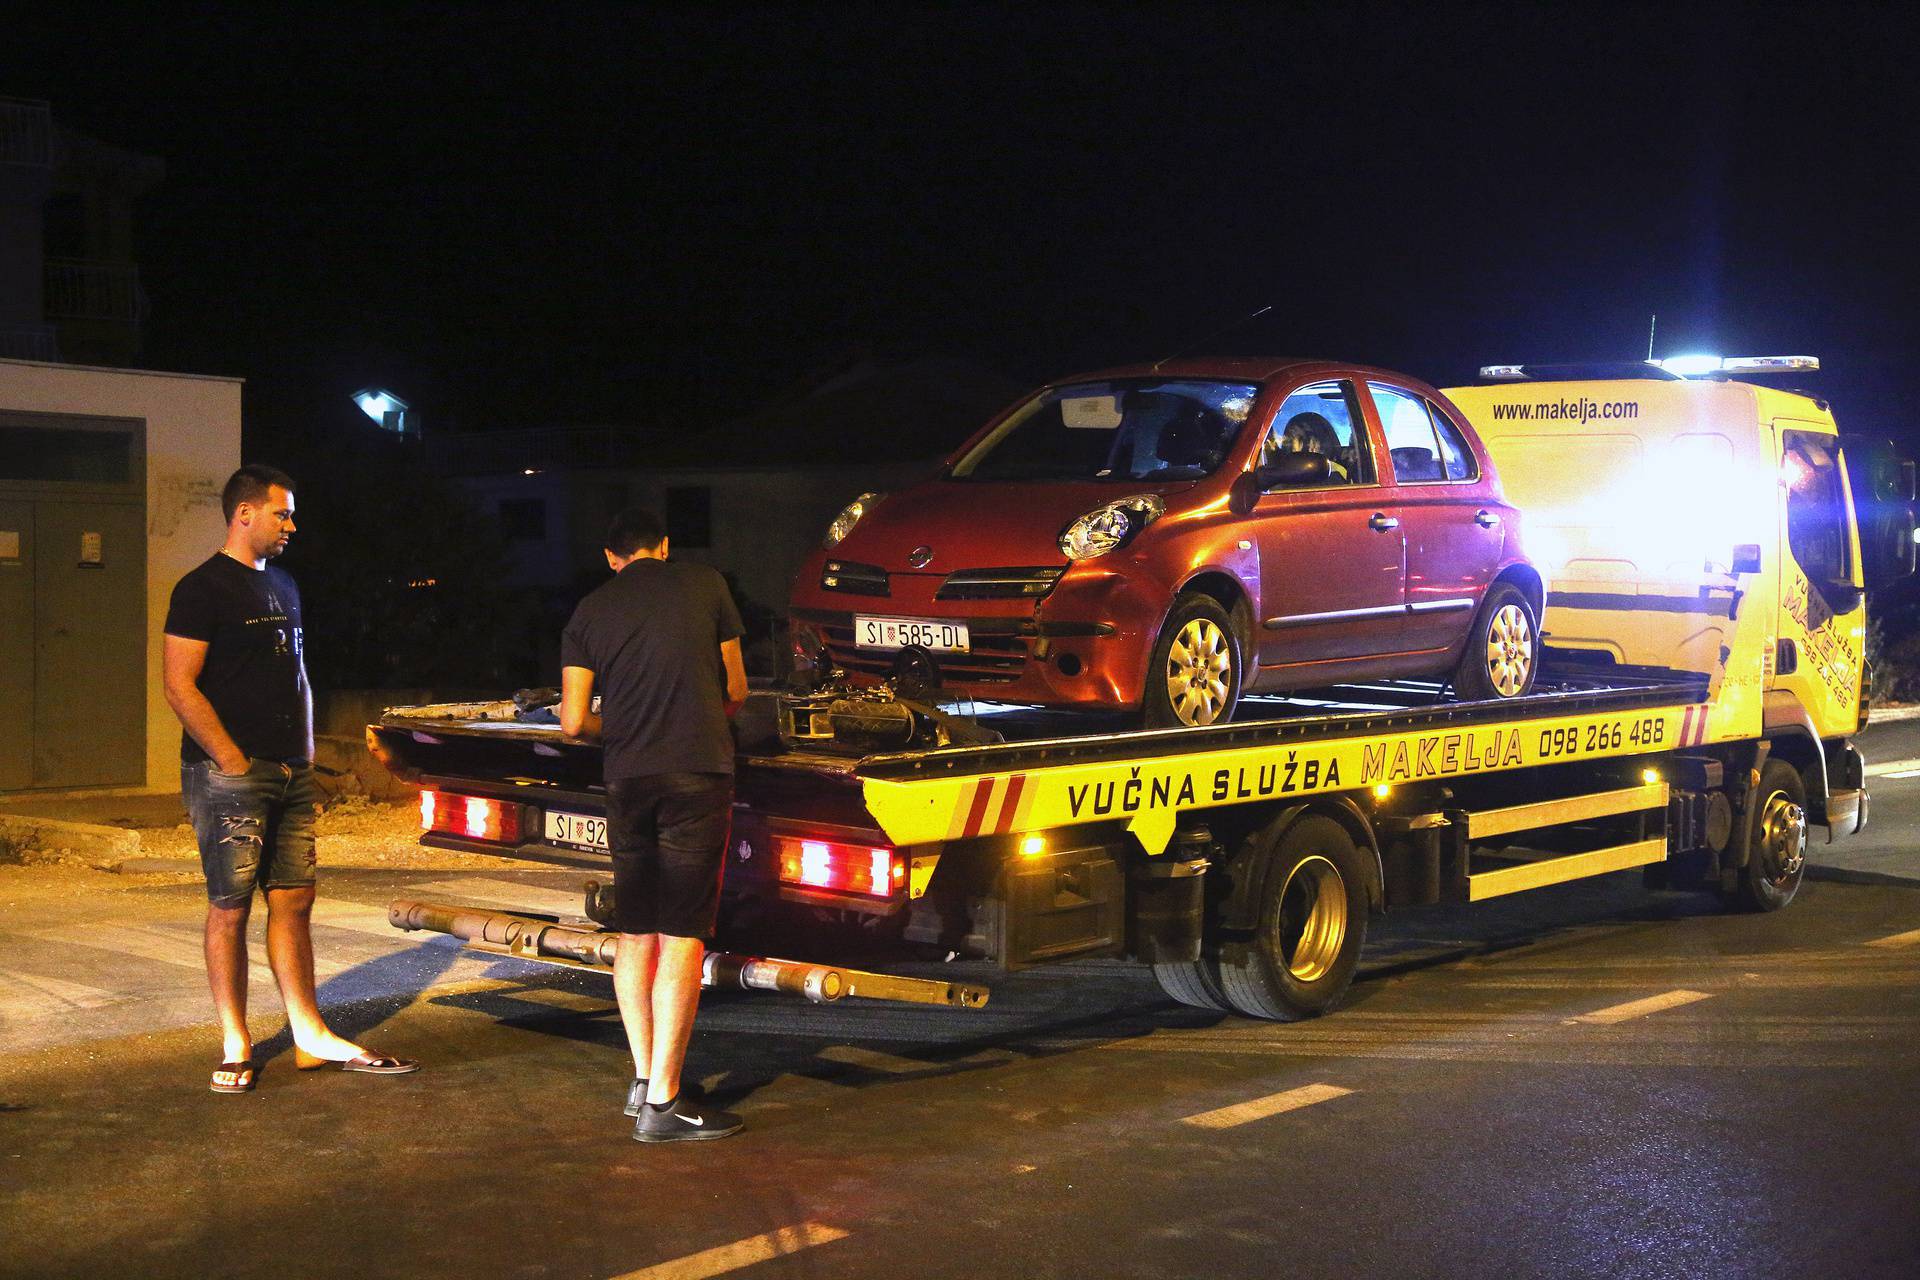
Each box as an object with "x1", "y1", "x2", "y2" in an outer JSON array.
[{"x1": 560, "y1": 508, "x2": 749, "y2": 1142}]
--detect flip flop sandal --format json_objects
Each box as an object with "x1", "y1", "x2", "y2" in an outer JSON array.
[
  {"x1": 210, "y1": 1060, "x2": 256, "y2": 1094},
  {"x1": 295, "y1": 1048, "x2": 420, "y2": 1074}
]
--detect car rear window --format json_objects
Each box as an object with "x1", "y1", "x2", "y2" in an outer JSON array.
[{"x1": 1371, "y1": 383, "x2": 1476, "y2": 483}]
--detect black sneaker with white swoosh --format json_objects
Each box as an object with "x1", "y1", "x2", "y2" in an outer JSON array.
[{"x1": 633, "y1": 1093, "x2": 744, "y2": 1143}]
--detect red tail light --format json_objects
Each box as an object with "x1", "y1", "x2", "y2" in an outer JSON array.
[
  {"x1": 773, "y1": 835, "x2": 905, "y2": 898},
  {"x1": 419, "y1": 789, "x2": 522, "y2": 843}
]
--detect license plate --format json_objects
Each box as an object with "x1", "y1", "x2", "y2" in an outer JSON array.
[
  {"x1": 544, "y1": 809, "x2": 608, "y2": 851},
  {"x1": 852, "y1": 615, "x2": 971, "y2": 653}
]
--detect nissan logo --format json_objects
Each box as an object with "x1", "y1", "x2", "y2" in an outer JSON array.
[{"x1": 907, "y1": 545, "x2": 933, "y2": 568}]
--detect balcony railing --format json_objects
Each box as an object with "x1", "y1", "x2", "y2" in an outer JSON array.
[
  {"x1": 0, "y1": 325, "x2": 60, "y2": 361},
  {"x1": 0, "y1": 97, "x2": 52, "y2": 167},
  {"x1": 43, "y1": 258, "x2": 147, "y2": 324}
]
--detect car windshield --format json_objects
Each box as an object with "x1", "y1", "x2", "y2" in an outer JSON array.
[{"x1": 950, "y1": 379, "x2": 1259, "y2": 482}]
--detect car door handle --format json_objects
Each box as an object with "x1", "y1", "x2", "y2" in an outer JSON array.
[
  {"x1": 1369, "y1": 513, "x2": 1400, "y2": 532},
  {"x1": 1475, "y1": 509, "x2": 1501, "y2": 528}
]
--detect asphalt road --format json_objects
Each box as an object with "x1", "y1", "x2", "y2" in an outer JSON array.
[{"x1": 3, "y1": 721, "x2": 1918, "y2": 1279}]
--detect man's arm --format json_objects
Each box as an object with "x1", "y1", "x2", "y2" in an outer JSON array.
[
  {"x1": 560, "y1": 665, "x2": 602, "y2": 740},
  {"x1": 162, "y1": 634, "x2": 249, "y2": 774},
  {"x1": 720, "y1": 638, "x2": 748, "y2": 714}
]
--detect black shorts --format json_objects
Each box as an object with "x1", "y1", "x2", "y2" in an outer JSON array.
[{"x1": 605, "y1": 772, "x2": 733, "y2": 939}]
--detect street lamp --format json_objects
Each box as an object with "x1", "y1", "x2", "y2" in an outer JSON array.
[{"x1": 352, "y1": 387, "x2": 413, "y2": 434}]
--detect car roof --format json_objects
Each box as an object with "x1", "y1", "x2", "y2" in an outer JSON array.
[{"x1": 1054, "y1": 357, "x2": 1437, "y2": 389}]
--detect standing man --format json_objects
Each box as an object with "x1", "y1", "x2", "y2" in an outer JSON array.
[
  {"x1": 163, "y1": 464, "x2": 418, "y2": 1093},
  {"x1": 559, "y1": 507, "x2": 748, "y2": 1142}
]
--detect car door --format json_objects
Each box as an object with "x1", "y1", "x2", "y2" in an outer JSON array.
[
  {"x1": 1247, "y1": 377, "x2": 1407, "y2": 668},
  {"x1": 1366, "y1": 382, "x2": 1506, "y2": 653}
]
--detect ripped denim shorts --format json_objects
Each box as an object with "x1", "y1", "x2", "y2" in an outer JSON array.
[{"x1": 182, "y1": 758, "x2": 320, "y2": 906}]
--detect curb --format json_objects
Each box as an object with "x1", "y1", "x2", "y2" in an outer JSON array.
[
  {"x1": 1868, "y1": 704, "x2": 1920, "y2": 723},
  {"x1": 0, "y1": 814, "x2": 142, "y2": 864}
]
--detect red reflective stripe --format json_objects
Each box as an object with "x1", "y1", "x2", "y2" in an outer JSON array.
[
  {"x1": 1680, "y1": 707, "x2": 1696, "y2": 746},
  {"x1": 1692, "y1": 709, "x2": 1709, "y2": 745},
  {"x1": 962, "y1": 779, "x2": 997, "y2": 839},
  {"x1": 992, "y1": 774, "x2": 1028, "y2": 834}
]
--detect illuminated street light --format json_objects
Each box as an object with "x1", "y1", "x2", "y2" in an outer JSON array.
[{"x1": 352, "y1": 386, "x2": 413, "y2": 434}]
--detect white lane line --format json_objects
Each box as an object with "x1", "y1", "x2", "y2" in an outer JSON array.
[
  {"x1": 610, "y1": 1223, "x2": 851, "y2": 1280},
  {"x1": 0, "y1": 967, "x2": 122, "y2": 1014},
  {"x1": 1865, "y1": 928, "x2": 1920, "y2": 949},
  {"x1": 1570, "y1": 989, "x2": 1712, "y2": 1025},
  {"x1": 1883, "y1": 769, "x2": 1920, "y2": 780},
  {"x1": 1180, "y1": 1082, "x2": 1353, "y2": 1130},
  {"x1": 1864, "y1": 757, "x2": 1920, "y2": 777}
]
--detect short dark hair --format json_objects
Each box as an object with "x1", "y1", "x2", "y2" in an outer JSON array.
[
  {"x1": 605, "y1": 506, "x2": 667, "y2": 557},
  {"x1": 222, "y1": 464, "x2": 296, "y2": 523}
]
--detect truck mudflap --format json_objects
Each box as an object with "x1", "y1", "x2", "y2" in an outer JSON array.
[{"x1": 386, "y1": 899, "x2": 990, "y2": 1008}]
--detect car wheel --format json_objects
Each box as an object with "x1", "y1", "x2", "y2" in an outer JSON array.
[
  {"x1": 1216, "y1": 816, "x2": 1369, "y2": 1021},
  {"x1": 1454, "y1": 581, "x2": 1538, "y2": 700},
  {"x1": 1144, "y1": 594, "x2": 1243, "y2": 727},
  {"x1": 1726, "y1": 758, "x2": 1806, "y2": 912}
]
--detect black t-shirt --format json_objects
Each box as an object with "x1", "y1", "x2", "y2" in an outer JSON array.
[
  {"x1": 560, "y1": 559, "x2": 745, "y2": 779},
  {"x1": 163, "y1": 553, "x2": 312, "y2": 764}
]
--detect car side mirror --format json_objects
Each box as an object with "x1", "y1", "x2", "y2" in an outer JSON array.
[
  {"x1": 1257, "y1": 453, "x2": 1332, "y2": 489},
  {"x1": 1823, "y1": 582, "x2": 1866, "y2": 614},
  {"x1": 1228, "y1": 472, "x2": 1261, "y2": 516},
  {"x1": 1731, "y1": 544, "x2": 1762, "y2": 574}
]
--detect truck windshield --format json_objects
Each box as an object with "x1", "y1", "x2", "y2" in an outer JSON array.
[{"x1": 950, "y1": 379, "x2": 1259, "y2": 482}]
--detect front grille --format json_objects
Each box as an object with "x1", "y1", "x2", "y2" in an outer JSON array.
[
  {"x1": 820, "y1": 559, "x2": 890, "y2": 597},
  {"x1": 820, "y1": 620, "x2": 1030, "y2": 684},
  {"x1": 936, "y1": 566, "x2": 1066, "y2": 600}
]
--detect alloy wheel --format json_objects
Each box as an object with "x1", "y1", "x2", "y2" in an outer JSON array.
[
  {"x1": 1166, "y1": 617, "x2": 1233, "y2": 726},
  {"x1": 1276, "y1": 855, "x2": 1348, "y2": 983},
  {"x1": 1485, "y1": 602, "x2": 1534, "y2": 696}
]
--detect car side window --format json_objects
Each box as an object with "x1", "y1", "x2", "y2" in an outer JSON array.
[
  {"x1": 1369, "y1": 383, "x2": 1449, "y2": 484},
  {"x1": 1425, "y1": 400, "x2": 1479, "y2": 481},
  {"x1": 1259, "y1": 380, "x2": 1373, "y2": 485}
]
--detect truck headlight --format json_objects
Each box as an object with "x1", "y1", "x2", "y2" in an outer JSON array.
[
  {"x1": 1058, "y1": 494, "x2": 1164, "y2": 561},
  {"x1": 824, "y1": 492, "x2": 882, "y2": 549}
]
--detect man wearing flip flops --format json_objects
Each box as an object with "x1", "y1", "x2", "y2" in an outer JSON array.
[{"x1": 163, "y1": 464, "x2": 418, "y2": 1094}]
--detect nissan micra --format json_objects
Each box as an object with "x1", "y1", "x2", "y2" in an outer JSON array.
[{"x1": 789, "y1": 358, "x2": 1540, "y2": 726}]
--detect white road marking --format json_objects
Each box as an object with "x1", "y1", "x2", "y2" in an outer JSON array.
[
  {"x1": 1882, "y1": 769, "x2": 1920, "y2": 780},
  {"x1": 1865, "y1": 928, "x2": 1920, "y2": 949},
  {"x1": 0, "y1": 967, "x2": 121, "y2": 1014},
  {"x1": 609, "y1": 1223, "x2": 851, "y2": 1280},
  {"x1": 1180, "y1": 1082, "x2": 1353, "y2": 1130},
  {"x1": 401, "y1": 878, "x2": 589, "y2": 918},
  {"x1": 1863, "y1": 757, "x2": 1920, "y2": 777},
  {"x1": 1569, "y1": 989, "x2": 1712, "y2": 1024},
  {"x1": 310, "y1": 901, "x2": 411, "y2": 939}
]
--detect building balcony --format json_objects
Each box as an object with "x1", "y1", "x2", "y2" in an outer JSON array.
[
  {"x1": 0, "y1": 98, "x2": 53, "y2": 168},
  {"x1": 0, "y1": 325, "x2": 60, "y2": 361},
  {"x1": 43, "y1": 258, "x2": 147, "y2": 324}
]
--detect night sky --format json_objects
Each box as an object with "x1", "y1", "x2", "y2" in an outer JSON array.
[{"x1": 10, "y1": 3, "x2": 1919, "y2": 443}]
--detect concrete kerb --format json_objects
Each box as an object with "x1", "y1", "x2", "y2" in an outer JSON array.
[{"x1": 0, "y1": 814, "x2": 142, "y2": 865}]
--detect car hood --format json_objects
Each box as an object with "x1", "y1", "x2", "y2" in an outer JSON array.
[{"x1": 831, "y1": 479, "x2": 1196, "y2": 575}]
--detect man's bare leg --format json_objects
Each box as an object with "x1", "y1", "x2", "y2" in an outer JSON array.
[
  {"x1": 614, "y1": 932, "x2": 660, "y2": 1077},
  {"x1": 263, "y1": 886, "x2": 362, "y2": 1060},
  {"x1": 205, "y1": 901, "x2": 254, "y2": 1082},
  {"x1": 644, "y1": 934, "x2": 705, "y2": 1104}
]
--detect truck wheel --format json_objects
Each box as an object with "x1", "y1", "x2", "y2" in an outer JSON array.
[
  {"x1": 1729, "y1": 758, "x2": 1807, "y2": 912},
  {"x1": 1144, "y1": 594, "x2": 1243, "y2": 728},
  {"x1": 1152, "y1": 959, "x2": 1232, "y2": 1011},
  {"x1": 1218, "y1": 816, "x2": 1369, "y2": 1020},
  {"x1": 1454, "y1": 581, "x2": 1538, "y2": 700}
]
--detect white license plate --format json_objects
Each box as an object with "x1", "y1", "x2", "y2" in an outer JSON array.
[
  {"x1": 852, "y1": 615, "x2": 971, "y2": 653},
  {"x1": 544, "y1": 809, "x2": 608, "y2": 851}
]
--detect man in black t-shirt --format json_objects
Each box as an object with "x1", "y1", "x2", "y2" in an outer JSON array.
[
  {"x1": 163, "y1": 464, "x2": 418, "y2": 1095},
  {"x1": 560, "y1": 507, "x2": 748, "y2": 1141}
]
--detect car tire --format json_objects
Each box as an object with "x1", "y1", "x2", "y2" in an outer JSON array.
[
  {"x1": 1216, "y1": 816, "x2": 1369, "y2": 1021},
  {"x1": 1144, "y1": 594, "x2": 1244, "y2": 728},
  {"x1": 1151, "y1": 958, "x2": 1233, "y2": 1011},
  {"x1": 1726, "y1": 758, "x2": 1807, "y2": 912},
  {"x1": 1453, "y1": 580, "x2": 1539, "y2": 700}
]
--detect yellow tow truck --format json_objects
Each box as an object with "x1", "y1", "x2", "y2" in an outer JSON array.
[{"x1": 370, "y1": 356, "x2": 1914, "y2": 1021}]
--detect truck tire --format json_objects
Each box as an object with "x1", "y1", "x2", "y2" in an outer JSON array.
[
  {"x1": 1218, "y1": 816, "x2": 1369, "y2": 1020},
  {"x1": 1144, "y1": 594, "x2": 1244, "y2": 728},
  {"x1": 1152, "y1": 959, "x2": 1232, "y2": 1011},
  {"x1": 1453, "y1": 581, "x2": 1538, "y2": 700},
  {"x1": 1729, "y1": 758, "x2": 1807, "y2": 912}
]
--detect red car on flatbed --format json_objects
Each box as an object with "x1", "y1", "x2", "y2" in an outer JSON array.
[{"x1": 790, "y1": 358, "x2": 1540, "y2": 726}]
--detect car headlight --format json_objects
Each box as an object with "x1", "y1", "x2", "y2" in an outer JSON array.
[
  {"x1": 824, "y1": 492, "x2": 882, "y2": 549},
  {"x1": 1058, "y1": 494, "x2": 1165, "y2": 561}
]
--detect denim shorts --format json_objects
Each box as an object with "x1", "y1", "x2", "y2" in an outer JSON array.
[
  {"x1": 181, "y1": 758, "x2": 321, "y2": 906},
  {"x1": 605, "y1": 772, "x2": 733, "y2": 939}
]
